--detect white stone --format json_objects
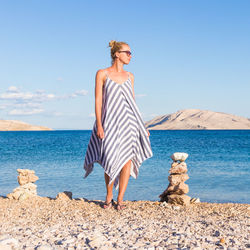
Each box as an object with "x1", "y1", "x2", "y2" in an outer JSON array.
[
  {"x1": 171, "y1": 152, "x2": 189, "y2": 162},
  {"x1": 0, "y1": 244, "x2": 12, "y2": 250},
  {"x1": 0, "y1": 237, "x2": 19, "y2": 248},
  {"x1": 64, "y1": 238, "x2": 75, "y2": 244},
  {"x1": 36, "y1": 245, "x2": 54, "y2": 250},
  {"x1": 172, "y1": 206, "x2": 180, "y2": 210},
  {"x1": 88, "y1": 237, "x2": 104, "y2": 248}
]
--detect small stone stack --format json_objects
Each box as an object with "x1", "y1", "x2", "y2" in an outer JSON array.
[
  {"x1": 159, "y1": 152, "x2": 191, "y2": 205},
  {"x1": 7, "y1": 169, "x2": 39, "y2": 200}
]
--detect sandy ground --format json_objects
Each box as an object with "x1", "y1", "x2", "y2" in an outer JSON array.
[{"x1": 0, "y1": 196, "x2": 249, "y2": 250}]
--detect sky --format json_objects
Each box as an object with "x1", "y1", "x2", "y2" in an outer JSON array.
[{"x1": 0, "y1": 0, "x2": 249, "y2": 129}]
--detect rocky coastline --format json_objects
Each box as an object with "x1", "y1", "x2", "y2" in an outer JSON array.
[
  {"x1": 0, "y1": 196, "x2": 249, "y2": 249},
  {"x1": 1, "y1": 159, "x2": 249, "y2": 249}
]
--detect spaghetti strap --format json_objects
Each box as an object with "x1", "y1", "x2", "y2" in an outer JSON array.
[{"x1": 104, "y1": 70, "x2": 109, "y2": 82}]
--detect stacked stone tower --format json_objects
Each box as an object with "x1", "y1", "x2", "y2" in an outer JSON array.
[
  {"x1": 159, "y1": 152, "x2": 191, "y2": 205},
  {"x1": 7, "y1": 169, "x2": 39, "y2": 200}
]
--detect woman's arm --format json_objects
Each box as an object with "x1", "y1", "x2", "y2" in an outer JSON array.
[{"x1": 95, "y1": 70, "x2": 105, "y2": 139}]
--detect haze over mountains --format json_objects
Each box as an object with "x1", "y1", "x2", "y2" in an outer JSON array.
[
  {"x1": 145, "y1": 109, "x2": 250, "y2": 130},
  {"x1": 0, "y1": 120, "x2": 52, "y2": 131}
]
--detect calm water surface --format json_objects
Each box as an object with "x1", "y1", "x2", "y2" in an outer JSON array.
[{"x1": 0, "y1": 130, "x2": 249, "y2": 203}]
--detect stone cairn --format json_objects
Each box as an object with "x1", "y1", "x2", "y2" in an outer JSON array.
[
  {"x1": 159, "y1": 152, "x2": 191, "y2": 206},
  {"x1": 7, "y1": 169, "x2": 39, "y2": 200}
]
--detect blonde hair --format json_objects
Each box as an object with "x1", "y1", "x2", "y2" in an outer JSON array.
[{"x1": 108, "y1": 40, "x2": 129, "y2": 64}]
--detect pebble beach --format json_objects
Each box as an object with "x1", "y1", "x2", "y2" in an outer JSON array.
[{"x1": 0, "y1": 196, "x2": 249, "y2": 250}]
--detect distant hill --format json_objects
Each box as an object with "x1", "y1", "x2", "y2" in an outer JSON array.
[
  {"x1": 145, "y1": 109, "x2": 250, "y2": 130},
  {"x1": 0, "y1": 120, "x2": 52, "y2": 131}
]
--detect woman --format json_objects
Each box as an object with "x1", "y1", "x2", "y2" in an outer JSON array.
[{"x1": 84, "y1": 40, "x2": 153, "y2": 210}]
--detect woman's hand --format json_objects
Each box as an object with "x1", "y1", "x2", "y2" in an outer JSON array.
[
  {"x1": 97, "y1": 125, "x2": 105, "y2": 139},
  {"x1": 147, "y1": 129, "x2": 150, "y2": 137}
]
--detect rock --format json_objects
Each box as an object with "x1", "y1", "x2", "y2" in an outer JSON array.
[
  {"x1": 171, "y1": 152, "x2": 188, "y2": 162},
  {"x1": 56, "y1": 191, "x2": 72, "y2": 200},
  {"x1": 18, "y1": 192, "x2": 33, "y2": 201},
  {"x1": 0, "y1": 237, "x2": 19, "y2": 249},
  {"x1": 169, "y1": 162, "x2": 187, "y2": 174},
  {"x1": 213, "y1": 230, "x2": 220, "y2": 237},
  {"x1": 13, "y1": 183, "x2": 37, "y2": 192},
  {"x1": 36, "y1": 244, "x2": 54, "y2": 250},
  {"x1": 17, "y1": 169, "x2": 39, "y2": 185},
  {"x1": 171, "y1": 162, "x2": 179, "y2": 168},
  {"x1": 64, "y1": 238, "x2": 75, "y2": 244},
  {"x1": 7, "y1": 183, "x2": 37, "y2": 200},
  {"x1": 7, "y1": 169, "x2": 39, "y2": 200},
  {"x1": 160, "y1": 201, "x2": 170, "y2": 207},
  {"x1": 167, "y1": 194, "x2": 191, "y2": 205},
  {"x1": 18, "y1": 175, "x2": 39, "y2": 185},
  {"x1": 167, "y1": 182, "x2": 189, "y2": 195},
  {"x1": 168, "y1": 174, "x2": 189, "y2": 185},
  {"x1": 159, "y1": 182, "x2": 189, "y2": 201},
  {"x1": 220, "y1": 238, "x2": 225, "y2": 244},
  {"x1": 0, "y1": 244, "x2": 12, "y2": 250},
  {"x1": 88, "y1": 236, "x2": 106, "y2": 248},
  {"x1": 172, "y1": 206, "x2": 180, "y2": 210},
  {"x1": 17, "y1": 169, "x2": 35, "y2": 174},
  {"x1": 7, "y1": 190, "x2": 22, "y2": 200}
]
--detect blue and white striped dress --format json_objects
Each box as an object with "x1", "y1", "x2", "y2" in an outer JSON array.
[{"x1": 83, "y1": 71, "x2": 153, "y2": 188}]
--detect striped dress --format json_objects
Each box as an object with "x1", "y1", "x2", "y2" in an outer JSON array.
[{"x1": 83, "y1": 71, "x2": 153, "y2": 188}]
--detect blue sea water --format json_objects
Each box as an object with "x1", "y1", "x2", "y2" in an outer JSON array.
[{"x1": 0, "y1": 130, "x2": 249, "y2": 203}]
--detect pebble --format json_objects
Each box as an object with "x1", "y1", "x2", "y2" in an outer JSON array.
[
  {"x1": 36, "y1": 245, "x2": 53, "y2": 250},
  {"x1": 0, "y1": 237, "x2": 19, "y2": 248},
  {"x1": 0, "y1": 197, "x2": 249, "y2": 249},
  {"x1": 172, "y1": 205, "x2": 180, "y2": 210}
]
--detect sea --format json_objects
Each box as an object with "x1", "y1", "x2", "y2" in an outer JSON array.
[{"x1": 0, "y1": 130, "x2": 249, "y2": 203}]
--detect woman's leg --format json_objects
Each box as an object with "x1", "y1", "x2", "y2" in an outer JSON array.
[
  {"x1": 104, "y1": 173, "x2": 114, "y2": 202},
  {"x1": 117, "y1": 160, "x2": 131, "y2": 203}
]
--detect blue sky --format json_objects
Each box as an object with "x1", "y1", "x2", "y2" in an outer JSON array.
[{"x1": 0, "y1": 0, "x2": 249, "y2": 129}]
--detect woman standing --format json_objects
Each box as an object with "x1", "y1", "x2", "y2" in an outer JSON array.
[{"x1": 84, "y1": 40, "x2": 153, "y2": 210}]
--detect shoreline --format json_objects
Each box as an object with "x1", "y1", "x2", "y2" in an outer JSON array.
[{"x1": 0, "y1": 196, "x2": 249, "y2": 249}]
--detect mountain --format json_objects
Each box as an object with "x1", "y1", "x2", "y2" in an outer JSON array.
[
  {"x1": 145, "y1": 109, "x2": 250, "y2": 130},
  {"x1": 0, "y1": 119, "x2": 52, "y2": 131}
]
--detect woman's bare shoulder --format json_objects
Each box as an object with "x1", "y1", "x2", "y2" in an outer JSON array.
[
  {"x1": 127, "y1": 71, "x2": 134, "y2": 77},
  {"x1": 96, "y1": 68, "x2": 108, "y2": 77},
  {"x1": 95, "y1": 69, "x2": 109, "y2": 85}
]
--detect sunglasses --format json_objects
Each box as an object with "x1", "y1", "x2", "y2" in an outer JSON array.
[{"x1": 118, "y1": 50, "x2": 132, "y2": 56}]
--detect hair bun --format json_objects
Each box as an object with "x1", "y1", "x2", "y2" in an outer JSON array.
[{"x1": 109, "y1": 40, "x2": 116, "y2": 48}]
